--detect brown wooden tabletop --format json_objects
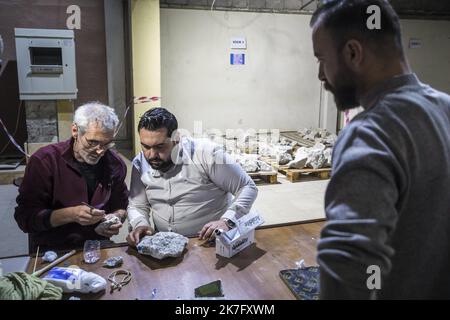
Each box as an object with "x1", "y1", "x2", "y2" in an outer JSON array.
[{"x1": 27, "y1": 222, "x2": 324, "y2": 300}]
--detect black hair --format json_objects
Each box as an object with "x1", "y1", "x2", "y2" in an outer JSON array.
[
  {"x1": 138, "y1": 107, "x2": 178, "y2": 138},
  {"x1": 310, "y1": 0, "x2": 404, "y2": 58}
]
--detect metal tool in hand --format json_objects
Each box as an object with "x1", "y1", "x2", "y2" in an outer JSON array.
[
  {"x1": 81, "y1": 202, "x2": 106, "y2": 215},
  {"x1": 82, "y1": 202, "x2": 95, "y2": 213}
]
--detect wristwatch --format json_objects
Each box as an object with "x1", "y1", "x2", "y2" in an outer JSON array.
[{"x1": 223, "y1": 218, "x2": 236, "y2": 229}]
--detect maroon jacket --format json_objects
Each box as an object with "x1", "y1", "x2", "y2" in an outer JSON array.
[{"x1": 14, "y1": 139, "x2": 129, "y2": 252}]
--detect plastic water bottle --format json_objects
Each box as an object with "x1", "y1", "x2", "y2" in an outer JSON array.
[{"x1": 83, "y1": 240, "x2": 100, "y2": 264}]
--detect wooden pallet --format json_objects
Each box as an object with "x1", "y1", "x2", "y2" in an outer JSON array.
[
  {"x1": 247, "y1": 170, "x2": 278, "y2": 184},
  {"x1": 260, "y1": 157, "x2": 331, "y2": 182},
  {"x1": 277, "y1": 166, "x2": 331, "y2": 182}
]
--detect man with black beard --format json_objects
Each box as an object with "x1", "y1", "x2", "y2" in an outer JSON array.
[
  {"x1": 126, "y1": 108, "x2": 258, "y2": 246},
  {"x1": 311, "y1": 0, "x2": 450, "y2": 299}
]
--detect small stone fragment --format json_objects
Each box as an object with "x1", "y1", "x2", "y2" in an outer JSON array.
[
  {"x1": 42, "y1": 251, "x2": 58, "y2": 263},
  {"x1": 99, "y1": 215, "x2": 120, "y2": 229},
  {"x1": 103, "y1": 256, "x2": 123, "y2": 268},
  {"x1": 95, "y1": 215, "x2": 121, "y2": 235}
]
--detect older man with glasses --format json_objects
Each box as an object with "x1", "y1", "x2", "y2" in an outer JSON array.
[{"x1": 15, "y1": 102, "x2": 129, "y2": 252}]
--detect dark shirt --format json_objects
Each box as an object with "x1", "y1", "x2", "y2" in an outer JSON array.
[
  {"x1": 318, "y1": 74, "x2": 450, "y2": 299},
  {"x1": 74, "y1": 160, "x2": 101, "y2": 202},
  {"x1": 14, "y1": 138, "x2": 129, "y2": 252}
]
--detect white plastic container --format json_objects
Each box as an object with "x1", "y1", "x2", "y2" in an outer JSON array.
[{"x1": 43, "y1": 267, "x2": 106, "y2": 293}]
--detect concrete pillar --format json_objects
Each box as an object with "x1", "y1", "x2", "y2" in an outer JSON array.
[
  {"x1": 131, "y1": 0, "x2": 162, "y2": 154},
  {"x1": 57, "y1": 100, "x2": 74, "y2": 141}
]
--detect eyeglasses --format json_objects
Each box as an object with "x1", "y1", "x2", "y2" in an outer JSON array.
[{"x1": 79, "y1": 133, "x2": 115, "y2": 151}]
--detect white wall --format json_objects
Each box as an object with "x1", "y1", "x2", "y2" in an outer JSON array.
[
  {"x1": 335, "y1": 19, "x2": 450, "y2": 132},
  {"x1": 401, "y1": 19, "x2": 450, "y2": 94},
  {"x1": 161, "y1": 9, "x2": 322, "y2": 134},
  {"x1": 160, "y1": 8, "x2": 450, "y2": 135}
]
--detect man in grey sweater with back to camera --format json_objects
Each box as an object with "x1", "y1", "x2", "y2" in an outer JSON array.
[{"x1": 310, "y1": 0, "x2": 450, "y2": 299}]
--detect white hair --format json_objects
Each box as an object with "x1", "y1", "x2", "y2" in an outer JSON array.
[{"x1": 73, "y1": 102, "x2": 119, "y2": 134}]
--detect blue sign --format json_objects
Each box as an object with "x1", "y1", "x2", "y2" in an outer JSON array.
[{"x1": 230, "y1": 53, "x2": 245, "y2": 65}]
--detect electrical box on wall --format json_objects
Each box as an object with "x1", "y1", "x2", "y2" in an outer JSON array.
[{"x1": 14, "y1": 28, "x2": 77, "y2": 100}]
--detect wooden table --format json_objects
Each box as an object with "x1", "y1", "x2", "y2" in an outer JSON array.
[{"x1": 27, "y1": 222, "x2": 324, "y2": 300}]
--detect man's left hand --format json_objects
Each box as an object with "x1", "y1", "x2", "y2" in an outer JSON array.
[
  {"x1": 198, "y1": 219, "x2": 229, "y2": 240},
  {"x1": 95, "y1": 212, "x2": 124, "y2": 237}
]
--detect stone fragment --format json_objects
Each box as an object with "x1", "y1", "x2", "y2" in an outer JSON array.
[
  {"x1": 42, "y1": 251, "x2": 58, "y2": 263},
  {"x1": 137, "y1": 232, "x2": 189, "y2": 259},
  {"x1": 306, "y1": 143, "x2": 327, "y2": 169},
  {"x1": 99, "y1": 215, "x2": 120, "y2": 228},
  {"x1": 241, "y1": 158, "x2": 259, "y2": 172},
  {"x1": 95, "y1": 215, "x2": 121, "y2": 235},
  {"x1": 278, "y1": 152, "x2": 293, "y2": 165},
  {"x1": 103, "y1": 256, "x2": 123, "y2": 268},
  {"x1": 288, "y1": 147, "x2": 309, "y2": 169},
  {"x1": 257, "y1": 160, "x2": 273, "y2": 172}
]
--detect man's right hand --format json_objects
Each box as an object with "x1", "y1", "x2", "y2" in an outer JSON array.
[
  {"x1": 126, "y1": 226, "x2": 153, "y2": 247},
  {"x1": 72, "y1": 205, "x2": 105, "y2": 225},
  {"x1": 50, "y1": 205, "x2": 105, "y2": 228}
]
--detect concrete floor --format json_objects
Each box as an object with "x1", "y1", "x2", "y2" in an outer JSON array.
[
  {"x1": 0, "y1": 184, "x2": 28, "y2": 257},
  {"x1": 0, "y1": 154, "x2": 327, "y2": 258}
]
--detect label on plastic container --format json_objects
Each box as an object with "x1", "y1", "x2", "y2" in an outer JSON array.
[{"x1": 44, "y1": 267, "x2": 81, "y2": 288}]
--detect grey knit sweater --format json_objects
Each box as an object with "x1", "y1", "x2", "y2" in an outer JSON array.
[{"x1": 319, "y1": 74, "x2": 450, "y2": 299}]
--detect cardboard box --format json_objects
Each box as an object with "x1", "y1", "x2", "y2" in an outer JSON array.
[{"x1": 216, "y1": 210, "x2": 264, "y2": 258}]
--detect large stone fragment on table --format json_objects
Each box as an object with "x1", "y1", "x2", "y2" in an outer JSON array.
[{"x1": 137, "y1": 232, "x2": 189, "y2": 259}]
